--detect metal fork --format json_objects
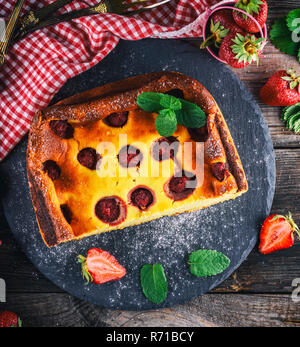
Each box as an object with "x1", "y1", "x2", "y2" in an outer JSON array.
[
  {"x1": 0, "y1": 0, "x2": 25, "y2": 65},
  {"x1": 16, "y1": 0, "x2": 171, "y2": 40},
  {"x1": 17, "y1": 0, "x2": 74, "y2": 34}
]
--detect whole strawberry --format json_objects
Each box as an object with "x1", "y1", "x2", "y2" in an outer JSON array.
[
  {"x1": 212, "y1": 9, "x2": 244, "y2": 33},
  {"x1": 0, "y1": 311, "x2": 22, "y2": 327},
  {"x1": 233, "y1": 0, "x2": 268, "y2": 33},
  {"x1": 219, "y1": 32, "x2": 266, "y2": 68},
  {"x1": 260, "y1": 69, "x2": 300, "y2": 106},
  {"x1": 201, "y1": 10, "x2": 242, "y2": 49},
  {"x1": 259, "y1": 213, "x2": 300, "y2": 254}
]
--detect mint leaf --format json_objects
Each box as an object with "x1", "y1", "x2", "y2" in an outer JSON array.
[
  {"x1": 137, "y1": 92, "x2": 207, "y2": 136},
  {"x1": 159, "y1": 94, "x2": 182, "y2": 111},
  {"x1": 137, "y1": 92, "x2": 164, "y2": 113},
  {"x1": 176, "y1": 99, "x2": 206, "y2": 128},
  {"x1": 155, "y1": 109, "x2": 177, "y2": 137},
  {"x1": 270, "y1": 17, "x2": 299, "y2": 56},
  {"x1": 188, "y1": 249, "x2": 230, "y2": 277},
  {"x1": 298, "y1": 48, "x2": 300, "y2": 63},
  {"x1": 140, "y1": 264, "x2": 167, "y2": 304},
  {"x1": 286, "y1": 9, "x2": 300, "y2": 32}
]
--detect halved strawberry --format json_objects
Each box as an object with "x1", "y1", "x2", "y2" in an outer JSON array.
[
  {"x1": 78, "y1": 248, "x2": 126, "y2": 284},
  {"x1": 0, "y1": 311, "x2": 22, "y2": 327},
  {"x1": 259, "y1": 213, "x2": 300, "y2": 254}
]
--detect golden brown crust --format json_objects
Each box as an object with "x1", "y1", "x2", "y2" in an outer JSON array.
[{"x1": 27, "y1": 71, "x2": 248, "y2": 247}]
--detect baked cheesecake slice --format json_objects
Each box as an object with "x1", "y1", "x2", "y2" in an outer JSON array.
[{"x1": 27, "y1": 71, "x2": 248, "y2": 247}]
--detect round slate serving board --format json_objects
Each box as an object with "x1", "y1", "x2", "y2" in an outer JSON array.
[{"x1": 0, "y1": 39, "x2": 275, "y2": 310}]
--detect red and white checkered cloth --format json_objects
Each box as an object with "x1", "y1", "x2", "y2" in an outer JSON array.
[{"x1": 0, "y1": 0, "x2": 221, "y2": 161}]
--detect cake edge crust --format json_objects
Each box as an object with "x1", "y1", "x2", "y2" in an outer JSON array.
[{"x1": 27, "y1": 71, "x2": 248, "y2": 247}]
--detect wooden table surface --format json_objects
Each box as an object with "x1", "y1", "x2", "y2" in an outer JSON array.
[{"x1": 0, "y1": 0, "x2": 300, "y2": 327}]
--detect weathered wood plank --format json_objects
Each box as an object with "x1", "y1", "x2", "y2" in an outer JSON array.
[{"x1": 0, "y1": 292, "x2": 299, "y2": 327}]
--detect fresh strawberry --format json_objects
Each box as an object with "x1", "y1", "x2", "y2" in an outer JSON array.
[
  {"x1": 211, "y1": 9, "x2": 243, "y2": 34},
  {"x1": 0, "y1": 311, "x2": 22, "y2": 327},
  {"x1": 259, "y1": 213, "x2": 300, "y2": 254},
  {"x1": 200, "y1": 10, "x2": 242, "y2": 49},
  {"x1": 260, "y1": 69, "x2": 300, "y2": 106},
  {"x1": 233, "y1": 0, "x2": 268, "y2": 33},
  {"x1": 219, "y1": 31, "x2": 266, "y2": 68},
  {"x1": 78, "y1": 248, "x2": 126, "y2": 285}
]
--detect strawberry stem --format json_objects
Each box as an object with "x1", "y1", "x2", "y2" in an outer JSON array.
[
  {"x1": 200, "y1": 33, "x2": 217, "y2": 49},
  {"x1": 200, "y1": 20, "x2": 229, "y2": 49},
  {"x1": 235, "y1": 0, "x2": 264, "y2": 19},
  {"x1": 78, "y1": 255, "x2": 93, "y2": 285},
  {"x1": 281, "y1": 68, "x2": 300, "y2": 94},
  {"x1": 272, "y1": 212, "x2": 300, "y2": 239},
  {"x1": 231, "y1": 33, "x2": 266, "y2": 65},
  {"x1": 286, "y1": 212, "x2": 300, "y2": 238}
]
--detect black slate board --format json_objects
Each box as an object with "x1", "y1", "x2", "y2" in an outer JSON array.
[{"x1": 0, "y1": 39, "x2": 275, "y2": 310}]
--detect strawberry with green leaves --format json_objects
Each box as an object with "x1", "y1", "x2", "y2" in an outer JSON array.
[
  {"x1": 0, "y1": 311, "x2": 22, "y2": 327},
  {"x1": 259, "y1": 213, "x2": 300, "y2": 254},
  {"x1": 78, "y1": 248, "x2": 126, "y2": 285},
  {"x1": 260, "y1": 68, "x2": 300, "y2": 106},
  {"x1": 219, "y1": 32, "x2": 266, "y2": 68},
  {"x1": 233, "y1": 0, "x2": 268, "y2": 33},
  {"x1": 201, "y1": 10, "x2": 242, "y2": 49}
]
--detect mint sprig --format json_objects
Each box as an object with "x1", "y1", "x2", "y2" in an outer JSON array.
[
  {"x1": 137, "y1": 92, "x2": 206, "y2": 137},
  {"x1": 136, "y1": 92, "x2": 164, "y2": 113},
  {"x1": 270, "y1": 17, "x2": 299, "y2": 57},
  {"x1": 286, "y1": 9, "x2": 300, "y2": 32},
  {"x1": 188, "y1": 249, "x2": 230, "y2": 277},
  {"x1": 175, "y1": 99, "x2": 207, "y2": 128},
  {"x1": 140, "y1": 264, "x2": 168, "y2": 304},
  {"x1": 155, "y1": 109, "x2": 177, "y2": 137},
  {"x1": 270, "y1": 10, "x2": 300, "y2": 62},
  {"x1": 159, "y1": 94, "x2": 182, "y2": 110}
]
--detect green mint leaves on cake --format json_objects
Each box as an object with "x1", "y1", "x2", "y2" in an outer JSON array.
[
  {"x1": 140, "y1": 264, "x2": 168, "y2": 304},
  {"x1": 137, "y1": 92, "x2": 206, "y2": 137},
  {"x1": 155, "y1": 109, "x2": 178, "y2": 137},
  {"x1": 188, "y1": 249, "x2": 230, "y2": 277}
]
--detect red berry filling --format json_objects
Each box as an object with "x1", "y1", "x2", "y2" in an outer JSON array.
[
  {"x1": 211, "y1": 162, "x2": 229, "y2": 181},
  {"x1": 42, "y1": 160, "x2": 61, "y2": 181},
  {"x1": 118, "y1": 145, "x2": 143, "y2": 168},
  {"x1": 164, "y1": 171, "x2": 197, "y2": 201},
  {"x1": 77, "y1": 148, "x2": 101, "y2": 170},
  {"x1": 103, "y1": 112, "x2": 128, "y2": 127},
  {"x1": 151, "y1": 136, "x2": 179, "y2": 161},
  {"x1": 49, "y1": 120, "x2": 74, "y2": 139},
  {"x1": 95, "y1": 196, "x2": 127, "y2": 225},
  {"x1": 129, "y1": 187, "x2": 155, "y2": 211},
  {"x1": 188, "y1": 126, "x2": 209, "y2": 142}
]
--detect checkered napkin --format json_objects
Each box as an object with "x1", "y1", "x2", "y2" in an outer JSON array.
[{"x1": 0, "y1": 0, "x2": 221, "y2": 161}]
